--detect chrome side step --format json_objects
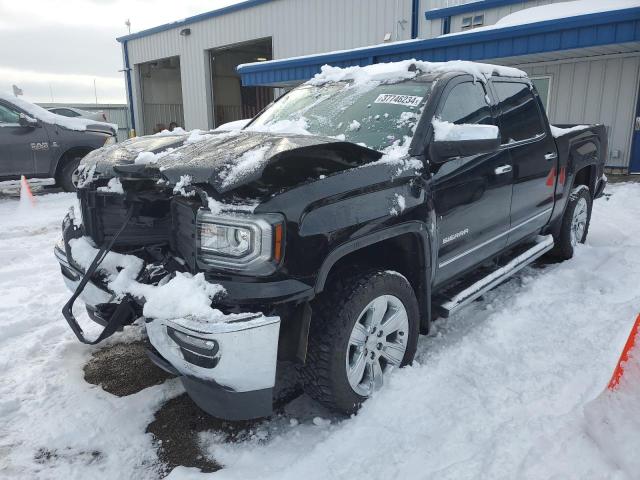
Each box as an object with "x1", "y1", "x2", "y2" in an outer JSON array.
[{"x1": 436, "y1": 235, "x2": 554, "y2": 318}]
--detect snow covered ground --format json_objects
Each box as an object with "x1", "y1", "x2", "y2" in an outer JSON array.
[{"x1": 0, "y1": 183, "x2": 639, "y2": 479}]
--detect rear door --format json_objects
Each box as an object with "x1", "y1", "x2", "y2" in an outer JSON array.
[
  {"x1": 491, "y1": 80, "x2": 557, "y2": 245},
  {"x1": 0, "y1": 101, "x2": 51, "y2": 178},
  {"x1": 431, "y1": 79, "x2": 513, "y2": 286}
]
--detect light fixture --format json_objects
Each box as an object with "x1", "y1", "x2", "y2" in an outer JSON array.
[
  {"x1": 255, "y1": 57, "x2": 268, "y2": 62},
  {"x1": 180, "y1": 28, "x2": 191, "y2": 36}
]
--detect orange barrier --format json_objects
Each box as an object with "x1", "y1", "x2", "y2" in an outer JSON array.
[
  {"x1": 608, "y1": 313, "x2": 640, "y2": 390},
  {"x1": 20, "y1": 175, "x2": 36, "y2": 206}
]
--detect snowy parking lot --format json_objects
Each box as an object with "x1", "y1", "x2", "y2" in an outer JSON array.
[{"x1": 0, "y1": 183, "x2": 639, "y2": 479}]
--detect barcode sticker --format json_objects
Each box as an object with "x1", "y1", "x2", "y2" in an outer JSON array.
[{"x1": 374, "y1": 94, "x2": 423, "y2": 107}]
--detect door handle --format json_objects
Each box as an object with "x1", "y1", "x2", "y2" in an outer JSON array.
[
  {"x1": 494, "y1": 165, "x2": 512, "y2": 175},
  {"x1": 544, "y1": 153, "x2": 558, "y2": 161}
]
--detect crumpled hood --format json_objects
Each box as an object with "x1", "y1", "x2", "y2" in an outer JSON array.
[
  {"x1": 81, "y1": 133, "x2": 188, "y2": 178},
  {"x1": 149, "y1": 130, "x2": 383, "y2": 193}
]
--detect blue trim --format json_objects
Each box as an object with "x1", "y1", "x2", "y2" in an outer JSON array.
[
  {"x1": 238, "y1": 7, "x2": 640, "y2": 86},
  {"x1": 122, "y1": 41, "x2": 136, "y2": 132},
  {"x1": 411, "y1": 0, "x2": 420, "y2": 39},
  {"x1": 116, "y1": 0, "x2": 275, "y2": 43},
  {"x1": 425, "y1": 0, "x2": 525, "y2": 20}
]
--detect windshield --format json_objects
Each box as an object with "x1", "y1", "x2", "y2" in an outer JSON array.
[{"x1": 248, "y1": 80, "x2": 432, "y2": 152}]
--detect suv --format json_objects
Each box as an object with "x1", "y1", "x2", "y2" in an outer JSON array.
[
  {"x1": 55, "y1": 60, "x2": 607, "y2": 420},
  {"x1": 0, "y1": 94, "x2": 116, "y2": 191}
]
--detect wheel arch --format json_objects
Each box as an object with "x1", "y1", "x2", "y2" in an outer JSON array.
[
  {"x1": 52, "y1": 146, "x2": 93, "y2": 179},
  {"x1": 315, "y1": 222, "x2": 432, "y2": 334}
]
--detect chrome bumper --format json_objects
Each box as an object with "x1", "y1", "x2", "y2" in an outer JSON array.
[
  {"x1": 145, "y1": 314, "x2": 281, "y2": 393},
  {"x1": 54, "y1": 244, "x2": 114, "y2": 308}
]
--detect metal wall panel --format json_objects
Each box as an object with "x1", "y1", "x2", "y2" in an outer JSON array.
[
  {"x1": 124, "y1": 0, "x2": 413, "y2": 132},
  {"x1": 521, "y1": 54, "x2": 640, "y2": 168},
  {"x1": 421, "y1": 0, "x2": 564, "y2": 38}
]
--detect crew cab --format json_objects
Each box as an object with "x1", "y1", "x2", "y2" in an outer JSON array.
[
  {"x1": 55, "y1": 60, "x2": 607, "y2": 420},
  {"x1": 0, "y1": 94, "x2": 116, "y2": 191}
]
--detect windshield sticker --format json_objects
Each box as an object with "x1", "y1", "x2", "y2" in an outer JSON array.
[{"x1": 374, "y1": 94, "x2": 423, "y2": 107}]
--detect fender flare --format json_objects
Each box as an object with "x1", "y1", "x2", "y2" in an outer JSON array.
[{"x1": 314, "y1": 221, "x2": 433, "y2": 333}]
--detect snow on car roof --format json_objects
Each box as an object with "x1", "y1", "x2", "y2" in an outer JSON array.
[
  {"x1": 307, "y1": 60, "x2": 527, "y2": 86},
  {"x1": 0, "y1": 92, "x2": 117, "y2": 132},
  {"x1": 444, "y1": 0, "x2": 638, "y2": 37}
]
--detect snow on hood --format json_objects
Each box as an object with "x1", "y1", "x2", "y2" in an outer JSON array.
[
  {"x1": 146, "y1": 130, "x2": 384, "y2": 193},
  {"x1": 445, "y1": 0, "x2": 638, "y2": 36},
  {"x1": 0, "y1": 93, "x2": 117, "y2": 133},
  {"x1": 309, "y1": 59, "x2": 526, "y2": 86},
  {"x1": 79, "y1": 133, "x2": 188, "y2": 179}
]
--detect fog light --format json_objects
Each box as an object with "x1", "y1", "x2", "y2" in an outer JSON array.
[{"x1": 167, "y1": 327, "x2": 220, "y2": 369}]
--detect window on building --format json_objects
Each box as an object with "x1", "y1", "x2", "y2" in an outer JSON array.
[
  {"x1": 530, "y1": 76, "x2": 552, "y2": 112},
  {"x1": 473, "y1": 14, "x2": 484, "y2": 26},
  {"x1": 493, "y1": 82, "x2": 546, "y2": 144},
  {"x1": 461, "y1": 16, "x2": 473, "y2": 30},
  {"x1": 439, "y1": 82, "x2": 494, "y2": 126},
  {"x1": 442, "y1": 16, "x2": 451, "y2": 35},
  {"x1": 0, "y1": 104, "x2": 20, "y2": 124}
]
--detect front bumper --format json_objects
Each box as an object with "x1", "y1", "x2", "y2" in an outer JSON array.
[
  {"x1": 145, "y1": 314, "x2": 280, "y2": 420},
  {"x1": 55, "y1": 212, "x2": 282, "y2": 420}
]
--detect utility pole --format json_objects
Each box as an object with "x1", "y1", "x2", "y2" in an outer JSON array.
[
  {"x1": 49, "y1": 84, "x2": 54, "y2": 103},
  {"x1": 93, "y1": 79, "x2": 98, "y2": 105}
]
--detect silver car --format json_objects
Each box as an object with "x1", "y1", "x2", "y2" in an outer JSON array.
[{"x1": 48, "y1": 106, "x2": 108, "y2": 122}]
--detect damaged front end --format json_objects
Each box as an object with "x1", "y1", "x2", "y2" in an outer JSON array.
[{"x1": 55, "y1": 173, "x2": 284, "y2": 420}]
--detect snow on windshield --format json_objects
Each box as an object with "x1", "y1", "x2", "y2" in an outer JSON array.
[
  {"x1": 248, "y1": 77, "x2": 432, "y2": 152},
  {"x1": 0, "y1": 92, "x2": 117, "y2": 132}
]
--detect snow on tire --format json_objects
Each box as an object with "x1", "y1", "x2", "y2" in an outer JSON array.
[{"x1": 553, "y1": 184, "x2": 592, "y2": 260}]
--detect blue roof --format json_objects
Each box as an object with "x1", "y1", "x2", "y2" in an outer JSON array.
[
  {"x1": 425, "y1": 0, "x2": 528, "y2": 21},
  {"x1": 238, "y1": 6, "x2": 640, "y2": 86},
  {"x1": 116, "y1": 0, "x2": 275, "y2": 43}
]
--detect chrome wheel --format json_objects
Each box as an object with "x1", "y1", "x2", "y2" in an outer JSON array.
[
  {"x1": 345, "y1": 294, "x2": 409, "y2": 397},
  {"x1": 71, "y1": 169, "x2": 80, "y2": 189},
  {"x1": 570, "y1": 197, "x2": 588, "y2": 246}
]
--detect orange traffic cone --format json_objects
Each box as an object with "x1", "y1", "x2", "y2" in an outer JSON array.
[
  {"x1": 19, "y1": 175, "x2": 36, "y2": 207},
  {"x1": 608, "y1": 313, "x2": 640, "y2": 390}
]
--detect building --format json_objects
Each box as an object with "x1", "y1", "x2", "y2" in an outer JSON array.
[{"x1": 118, "y1": 0, "x2": 640, "y2": 173}]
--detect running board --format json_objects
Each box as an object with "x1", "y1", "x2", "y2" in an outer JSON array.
[{"x1": 435, "y1": 235, "x2": 554, "y2": 318}]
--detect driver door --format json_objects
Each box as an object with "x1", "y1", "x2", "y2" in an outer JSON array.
[
  {"x1": 0, "y1": 101, "x2": 50, "y2": 178},
  {"x1": 430, "y1": 79, "x2": 513, "y2": 286}
]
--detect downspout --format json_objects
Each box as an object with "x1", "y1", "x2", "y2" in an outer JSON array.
[
  {"x1": 411, "y1": 0, "x2": 420, "y2": 39},
  {"x1": 122, "y1": 40, "x2": 136, "y2": 136}
]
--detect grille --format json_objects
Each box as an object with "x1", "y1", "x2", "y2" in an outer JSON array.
[
  {"x1": 170, "y1": 198, "x2": 198, "y2": 270},
  {"x1": 78, "y1": 187, "x2": 171, "y2": 248}
]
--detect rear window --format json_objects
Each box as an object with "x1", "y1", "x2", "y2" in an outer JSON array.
[{"x1": 493, "y1": 82, "x2": 546, "y2": 144}]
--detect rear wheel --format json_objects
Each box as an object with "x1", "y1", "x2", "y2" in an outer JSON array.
[
  {"x1": 301, "y1": 270, "x2": 419, "y2": 414},
  {"x1": 56, "y1": 156, "x2": 82, "y2": 192},
  {"x1": 553, "y1": 185, "x2": 592, "y2": 260}
]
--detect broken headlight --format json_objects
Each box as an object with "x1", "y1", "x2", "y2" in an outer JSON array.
[{"x1": 196, "y1": 211, "x2": 284, "y2": 275}]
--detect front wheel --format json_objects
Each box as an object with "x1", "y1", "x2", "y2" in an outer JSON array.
[
  {"x1": 553, "y1": 185, "x2": 592, "y2": 260},
  {"x1": 56, "y1": 157, "x2": 82, "y2": 192},
  {"x1": 301, "y1": 270, "x2": 419, "y2": 414}
]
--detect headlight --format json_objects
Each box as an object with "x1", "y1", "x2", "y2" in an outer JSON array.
[
  {"x1": 197, "y1": 211, "x2": 284, "y2": 275},
  {"x1": 104, "y1": 136, "x2": 116, "y2": 146}
]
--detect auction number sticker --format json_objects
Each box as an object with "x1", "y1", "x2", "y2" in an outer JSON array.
[{"x1": 374, "y1": 94, "x2": 423, "y2": 107}]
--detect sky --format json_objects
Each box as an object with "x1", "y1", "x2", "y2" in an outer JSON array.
[{"x1": 0, "y1": 0, "x2": 243, "y2": 105}]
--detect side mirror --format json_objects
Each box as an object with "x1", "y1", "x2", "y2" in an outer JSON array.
[
  {"x1": 431, "y1": 137, "x2": 501, "y2": 162},
  {"x1": 429, "y1": 120, "x2": 501, "y2": 162},
  {"x1": 18, "y1": 113, "x2": 38, "y2": 128}
]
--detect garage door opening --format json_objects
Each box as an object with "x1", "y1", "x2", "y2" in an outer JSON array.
[
  {"x1": 139, "y1": 56, "x2": 184, "y2": 135},
  {"x1": 210, "y1": 38, "x2": 274, "y2": 127}
]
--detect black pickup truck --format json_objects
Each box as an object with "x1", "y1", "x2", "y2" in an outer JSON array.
[{"x1": 55, "y1": 60, "x2": 607, "y2": 420}]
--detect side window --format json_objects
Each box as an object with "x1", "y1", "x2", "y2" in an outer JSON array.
[
  {"x1": 438, "y1": 82, "x2": 493, "y2": 126},
  {"x1": 0, "y1": 104, "x2": 20, "y2": 124},
  {"x1": 493, "y1": 82, "x2": 546, "y2": 144}
]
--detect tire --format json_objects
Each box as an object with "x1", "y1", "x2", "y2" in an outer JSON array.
[
  {"x1": 56, "y1": 157, "x2": 82, "y2": 192},
  {"x1": 553, "y1": 185, "x2": 592, "y2": 260},
  {"x1": 301, "y1": 269, "x2": 419, "y2": 414}
]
